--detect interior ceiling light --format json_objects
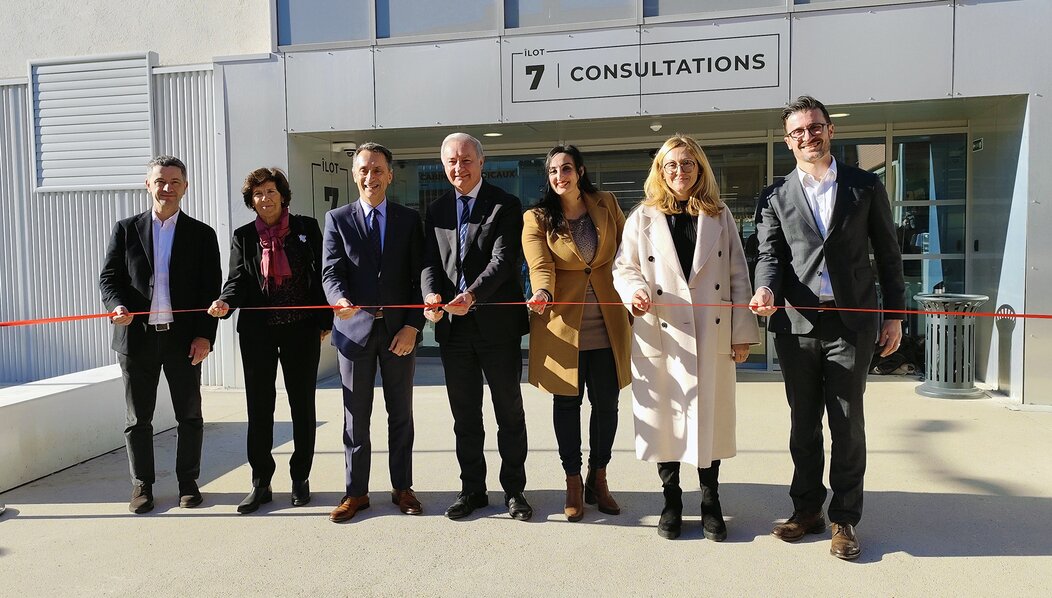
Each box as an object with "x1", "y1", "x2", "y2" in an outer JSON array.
[
  {"x1": 483, "y1": 132, "x2": 503, "y2": 137},
  {"x1": 650, "y1": 122, "x2": 663, "y2": 132},
  {"x1": 829, "y1": 113, "x2": 850, "y2": 118}
]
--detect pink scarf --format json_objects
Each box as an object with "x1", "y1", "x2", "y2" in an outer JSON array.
[{"x1": 255, "y1": 208, "x2": 292, "y2": 291}]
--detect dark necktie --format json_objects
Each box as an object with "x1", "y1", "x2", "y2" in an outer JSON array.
[
  {"x1": 457, "y1": 196, "x2": 471, "y2": 293},
  {"x1": 368, "y1": 208, "x2": 382, "y2": 263}
]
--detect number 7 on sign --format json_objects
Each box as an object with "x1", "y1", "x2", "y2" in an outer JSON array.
[{"x1": 525, "y1": 65, "x2": 545, "y2": 90}]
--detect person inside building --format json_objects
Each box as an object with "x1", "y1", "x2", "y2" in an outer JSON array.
[
  {"x1": 207, "y1": 167, "x2": 331, "y2": 514},
  {"x1": 614, "y1": 135, "x2": 759, "y2": 540},
  {"x1": 522, "y1": 144, "x2": 631, "y2": 522}
]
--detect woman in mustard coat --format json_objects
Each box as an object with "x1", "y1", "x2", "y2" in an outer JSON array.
[{"x1": 522, "y1": 145, "x2": 632, "y2": 522}]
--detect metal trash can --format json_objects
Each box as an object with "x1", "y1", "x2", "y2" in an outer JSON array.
[{"x1": 914, "y1": 293, "x2": 989, "y2": 399}]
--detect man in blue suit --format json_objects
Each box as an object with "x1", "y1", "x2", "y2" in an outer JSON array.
[{"x1": 322, "y1": 142, "x2": 425, "y2": 523}]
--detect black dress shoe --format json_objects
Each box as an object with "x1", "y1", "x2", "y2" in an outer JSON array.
[
  {"x1": 129, "y1": 484, "x2": 154, "y2": 514},
  {"x1": 444, "y1": 492, "x2": 489, "y2": 520},
  {"x1": 237, "y1": 486, "x2": 273, "y2": 514},
  {"x1": 178, "y1": 481, "x2": 203, "y2": 508},
  {"x1": 291, "y1": 480, "x2": 311, "y2": 507},
  {"x1": 505, "y1": 492, "x2": 533, "y2": 521}
]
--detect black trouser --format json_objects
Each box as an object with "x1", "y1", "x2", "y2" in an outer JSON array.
[
  {"x1": 774, "y1": 311, "x2": 877, "y2": 526},
  {"x1": 440, "y1": 315, "x2": 527, "y2": 496},
  {"x1": 118, "y1": 328, "x2": 204, "y2": 486},
  {"x1": 240, "y1": 321, "x2": 321, "y2": 488},
  {"x1": 657, "y1": 460, "x2": 721, "y2": 491},
  {"x1": 552, "y1": 347, "x2": 619, "y2": 476},
  {"x1": 338, "y1": 319, "x2": 416, "y2": 497}
]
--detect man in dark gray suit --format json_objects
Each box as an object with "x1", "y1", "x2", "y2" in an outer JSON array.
[
  {"x1": 750, "y1": 96, "x2": 904, "y2": 560},
  {"x1": 422, "y1": 133, "x2": 532, "y2": 521},
  {"x1": 323, "y1": 142, "x2": 425, "y2": 523}
]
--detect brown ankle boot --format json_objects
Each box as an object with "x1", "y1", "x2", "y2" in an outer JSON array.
[
  {"x1": 585, "y1": 467, "x2": 621, "y2": 515},
  {"x1": 565, "y1": 474, "x2": 584, "y2": 522}
]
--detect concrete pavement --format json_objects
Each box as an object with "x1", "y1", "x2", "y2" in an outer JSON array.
[{"x1": 1, "y1": 360, "x2": 1050, "y2": 596}]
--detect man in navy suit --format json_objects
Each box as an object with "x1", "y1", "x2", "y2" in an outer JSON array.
[
  {"x1": 750, "y1": 96, "x2": 905, "y2": 560},
  {"x1": 99, "y1": 155, "x2": 221, "y2": 514},
  {"x1": 323, "y1": 142, "x2": 425, "y2": 523},
  {"x1": 422, "y1": 133, "x2": 532, "y2": 521}
]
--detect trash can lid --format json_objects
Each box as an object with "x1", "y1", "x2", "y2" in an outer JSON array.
[{"x1": 913, "y1": 293, "x2": 989, "y2": 305}]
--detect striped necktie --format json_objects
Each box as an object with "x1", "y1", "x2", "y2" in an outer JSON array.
[{"x1": 457, "y1": 196, "x2": 471, "y2": 293}]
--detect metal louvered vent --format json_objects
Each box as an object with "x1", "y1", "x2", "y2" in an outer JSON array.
[{"x1": 29, "y1": 52, "x2": 157, "y2": 191}]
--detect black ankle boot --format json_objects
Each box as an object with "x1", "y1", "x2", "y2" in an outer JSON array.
[
  {"x1": 699, "y1": 461, "x2": 727, "y2": 542},
  {"x1": 658, "y1": 486, "x2": 683, "y2": 540},
  {"x1": 657, "y1": 461, "x2": 683, "y2": 539}
]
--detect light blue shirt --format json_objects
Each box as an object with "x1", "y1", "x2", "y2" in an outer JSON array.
[{"x1": 149, "y1": 210, "x2": 178, "y2": 325}]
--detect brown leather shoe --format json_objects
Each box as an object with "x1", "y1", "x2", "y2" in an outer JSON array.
[
  {"x1": 564, "y1": 474, "x2": 584, "y2": 522},
  {"x1": 585, "y1": 467, "x2": 621, "y2": 515},
  {"x1": 830, "y1": 522, "x2": 861, "y2": 560},
  {"x1": 329, "y1": 495, "x2": 370, "y2": 523},
  {"x1": 772, "y1": 510, "x2": 826, "y2": 542},
  {"x1": 392, "y1": 488, "x2": 423, "y2": 515}
]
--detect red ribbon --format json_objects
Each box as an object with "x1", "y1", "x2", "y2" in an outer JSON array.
[{"x1": 1, "y1": 301, "x2": 1044, "y2": 329}]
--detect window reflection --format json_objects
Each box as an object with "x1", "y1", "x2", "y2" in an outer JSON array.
[
  {"x1": 643, "y1": 0, "x2": 785, "y2": 17},
  {"x1": 377, "y1": 0, "x2": 499, "y2": 38},
  {"x1": 506, "y1": 0, "x2": 635, "y2": 28}
]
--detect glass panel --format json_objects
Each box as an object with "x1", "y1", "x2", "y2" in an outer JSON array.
[
  {"x1": 893, "y1": 203, "x2": 966, "y2": 256},
  {"x1": 901, "y1": 258, "x2": 964, "y2": 338},
  {"x1": 277, "y1": 0, "x2": 371, "y2": 46},
  {"x1": 892, "y1": 133, "x2": 967, "y2": 201},
  {"x1": 377, "y1": 0, "x2": 499, "y2": 38},
  {"x1": 703, "y1": 144, "x2": 769, "y2": 367},
  {"x1": 506, "y1": 0, "x2": 635, "y2": 28},
  {"x1": 643, "y1": 0, "x2": 785, "y2": 17}
]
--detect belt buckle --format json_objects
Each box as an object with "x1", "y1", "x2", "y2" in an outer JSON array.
[
  {"x1": 153, "y1": 323, "x2": 171, "y2": 332},
  {"x1": 373, "y1": 308, "x2": 384, "y2": 319}
]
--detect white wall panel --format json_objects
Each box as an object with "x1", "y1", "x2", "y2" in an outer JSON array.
[
  {"x1": 790, "y1": 3, "x2": 953, "y2": 105},
  {"x1": 641, "y1": 16, "x2": 789, "y2": 116},
  {"x1": 286, "y1": 48, "x2": 376, "y2": 133},
  {"x1": 375, "y1": 38, "x2": 502, "y2": 128},
  {"x1": 0, "y1": 84, "x2": 33, "y2": 382}
]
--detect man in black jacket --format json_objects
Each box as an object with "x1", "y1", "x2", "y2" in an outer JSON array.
[
  {"x1": 422, "y1": 133, "x2": 532, "y2": 521},
  {"x1": 99, "y1": 155, "x2": 221, "y2": 514}
]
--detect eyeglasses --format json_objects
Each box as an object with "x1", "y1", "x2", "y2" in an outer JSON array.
[
  {"x1": 785, "y1": 122, "x2": 830, "y2": 140},
  {"x1": 662, "y1": 159, "x2": 698, "y2": 174}
]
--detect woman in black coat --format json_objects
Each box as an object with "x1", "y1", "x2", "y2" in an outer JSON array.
[{"x1": 208, "y1": 167, "x2": 331, "y2": 514}]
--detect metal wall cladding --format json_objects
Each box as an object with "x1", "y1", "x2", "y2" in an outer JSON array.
[
  {"x1": 31, "y1": 55, "x2": 155, "y2": 190},
  {"x1": 0, "y1": 68, "x2": 225, "y2": 385}
]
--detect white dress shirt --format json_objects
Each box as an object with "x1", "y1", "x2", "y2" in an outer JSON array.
[
  {"x1": 797, "y1": 158, "x2": 838, "y2": 302},
  {"x1": 148, "y1": 211, "x2": 178, "y2": 325}
]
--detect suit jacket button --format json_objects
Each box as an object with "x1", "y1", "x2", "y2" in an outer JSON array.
[
  {"x1": 718, "y1": 251, "x2": 722, "y2": 257},
  {"x1": 715, "y1": 317, "x2": 721, "y2": 324},
  {"x1": 715, "y1": 284, "x2": 720, "y2": 290},
  {"x1": 661, "y1": 322, "x2": 668, "y2": 328},
  {"x1": 656, "y1": 289, "x2": 663, "y2": 295},
  {"x1": 648, "y1": 256, "x2": 655, "y2": 262},
  {"x1": 584, "y1": 267, "x2": 591, "y2": 274}
]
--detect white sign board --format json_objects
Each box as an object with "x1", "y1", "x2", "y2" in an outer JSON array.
[{"x1": 508, "y1": 34, "x2": 780, "y2": 104}]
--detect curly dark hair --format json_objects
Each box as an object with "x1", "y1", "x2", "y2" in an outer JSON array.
[
  {"x1": 531, "y1": 145, "x2": 597, "y2": 233},
  {"x1": 241, "y1": 167, "x2": 292, "y2": 210}
]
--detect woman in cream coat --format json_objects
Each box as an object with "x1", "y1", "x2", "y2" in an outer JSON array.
[
  {"x1": 614, "y1": 135, "x2": 759, "y2": 541},
  {"x1": 523, "y1": 145, "x2": 632, "y2": 522}
]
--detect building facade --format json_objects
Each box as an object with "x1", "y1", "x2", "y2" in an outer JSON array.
[{"x1": 0, "y1": 0, "x2": 1048, "y2": 404}]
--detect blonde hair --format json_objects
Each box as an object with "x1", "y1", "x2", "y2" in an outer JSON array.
[{"x1": 643, "y1": 134, "x2": 723, "y2": 218}]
